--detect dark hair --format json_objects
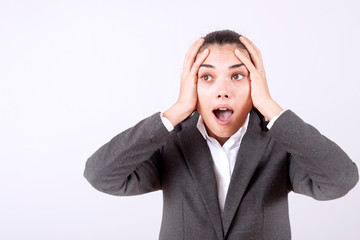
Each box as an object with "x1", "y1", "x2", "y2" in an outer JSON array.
[{"x1": 199, "y1": 29, "x2": 246, "y2": 52}]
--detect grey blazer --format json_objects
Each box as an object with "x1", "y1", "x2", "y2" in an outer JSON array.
[{"x1": 84, "y1": 109, "x2": 358, "y2": 240}]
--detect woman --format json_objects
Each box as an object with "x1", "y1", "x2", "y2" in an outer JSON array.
[{"x1": 84, "y1": 30, "x2": 358, "y2": 239}]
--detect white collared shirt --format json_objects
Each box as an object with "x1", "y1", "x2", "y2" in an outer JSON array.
[{"x1": 196, "y1": 114, "x2": 250, "y2": 212}]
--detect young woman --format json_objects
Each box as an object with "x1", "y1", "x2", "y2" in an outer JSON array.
[{"x1": 84, "y1": 30, "x2": 358, "y2": 240}]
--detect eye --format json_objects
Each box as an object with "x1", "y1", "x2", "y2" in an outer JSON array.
[
  {"x1": 232, "y1": 73, "x2": 244, "y2": 81},
  {"x1": 201, "y1": 75, "x2": 213, "y2": 82}
]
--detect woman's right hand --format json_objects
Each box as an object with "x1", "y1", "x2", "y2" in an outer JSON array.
[{"x1": 163, "y1": 38, "x2": 209, "y2": 127}]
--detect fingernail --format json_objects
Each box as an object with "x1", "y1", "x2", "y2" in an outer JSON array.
[
  {"x1": 204, "y1": 49, "x2": 209, "y2": 54},
  {"x1": 235, "y1": 49, "x2": 240, "y2": 54}
]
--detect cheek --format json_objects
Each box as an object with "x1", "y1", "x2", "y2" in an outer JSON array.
[
  {"x1": 196, "y1": 84, "x2": 211, "y2": 103},
  {"x1": 230, "y1": 79, "x2": 251, "y2": 97},
  {"x1": 197, "y1": 84, "x2": 207, "y2": 111},
  {"x1": 196, "y1": 84, "x2": 214, "y2": 114}
]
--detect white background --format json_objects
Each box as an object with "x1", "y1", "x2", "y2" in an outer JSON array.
[{"x1": 1, "y1": 0, "x2": 359, "y2": 239}]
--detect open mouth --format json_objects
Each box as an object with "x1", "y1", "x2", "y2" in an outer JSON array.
[{"x1": 213, "y1": 107, "x2": 233, "y2": 124}]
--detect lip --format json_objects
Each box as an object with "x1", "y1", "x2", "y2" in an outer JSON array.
[{"x1": 212, "y1": 104, "x2": 233, "y2": 126}]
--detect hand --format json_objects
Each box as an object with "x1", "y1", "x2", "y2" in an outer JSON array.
[
  {"x1": 234, "y1": 36, "x2": 283, "y2": 120},
  {"x1": 163, "y1": 38, "x2": 209, "y2": 126}
]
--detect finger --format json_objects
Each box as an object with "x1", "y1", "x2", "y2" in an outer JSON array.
[
  {"x1": 184, "y1": 38, "x2": 205, "y2": 71},
  {"x1": 239, "y1": 36, "x2": 263, "y2": 68},
  {"x1": 183, "y1": 38, "x2": 205, "y2": 72},
  {"x1": 241, "y1": 36, "x2": 261, "y2": 54},
  {"x1": 234, "y1": 48, "x2": 256, "y2": 73},
  {"x1": 190, "y1": 48, "x2": 209, "y2": 77},
  {"x1": 239, "y1": 36, "x2": 262, "y2": 66},
  {"x1": 245, "y1": 37, "x2": 264, "y2": 67}
]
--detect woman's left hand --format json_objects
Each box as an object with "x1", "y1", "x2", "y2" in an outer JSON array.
[{"x1": 234, "y1": 36, "x2": 283, "y2": 120}]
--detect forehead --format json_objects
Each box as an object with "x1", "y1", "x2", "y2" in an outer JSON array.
[{"x1": 202, "y1": 44, "x2": 249, "y2": 65}]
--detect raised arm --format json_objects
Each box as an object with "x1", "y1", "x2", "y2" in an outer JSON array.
[
  {"x1": 269, "y1": 110, "x2": 358, "y2": 200},
  {"x1": 235, "y1": 36, "x2": 358, "y2": 199},
  {"x1": 84, "y1": 113, "x2": 169, "y2": 196},
  {"x1": 84, "y1": 38, "x2": 209, "y2": 196}
]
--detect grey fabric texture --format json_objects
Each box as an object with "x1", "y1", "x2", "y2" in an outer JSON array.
[{"x1": 84, "y1": 109, "x2": 358, "y2": 240}]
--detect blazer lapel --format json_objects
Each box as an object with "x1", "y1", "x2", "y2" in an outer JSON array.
[
  {"x1": 222, "y1": 110, "x2": 271, "y2": 236},
  {"x1": 177, "y1": 114, "x2": 224, "y2": 240}
]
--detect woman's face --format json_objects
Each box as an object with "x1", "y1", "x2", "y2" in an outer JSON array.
[{"x1": 196, "y1": 43, "x2": 252, "y2": 144}]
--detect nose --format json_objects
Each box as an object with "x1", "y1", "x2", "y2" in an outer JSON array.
[
  {"x1": 217, "y1": 91, "x2": 229, "y2": 99},
  {"x1": 216, "y1": 78, "x2": 230, "y2": 99}
]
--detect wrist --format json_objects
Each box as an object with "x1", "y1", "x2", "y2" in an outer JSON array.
[
  {"x1": 255, "y1": 98, "x2": 283, "y2": 121},
  {"x1": 163, "y1": 102, "x2": 195, "y2": 127}
]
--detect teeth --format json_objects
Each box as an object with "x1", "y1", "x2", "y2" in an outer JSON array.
[{"x1": 218, "y1": 108, "x2": 228, "y2": 111}]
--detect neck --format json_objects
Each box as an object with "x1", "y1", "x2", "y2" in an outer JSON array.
[
  {"x1": 205, "y1": 126, "x2": 230, "y2": 146},
  {"x1": 214, "y1": 136, "x2": 229, "y2": 146}
]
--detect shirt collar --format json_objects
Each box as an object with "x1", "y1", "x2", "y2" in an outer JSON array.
[{"x1": 196, "y1": 112, "x2": 250, "y2": 149}]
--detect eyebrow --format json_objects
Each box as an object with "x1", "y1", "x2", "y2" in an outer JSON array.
[
  {"x1": 200, "y1": 63, "x2": 244, "y2": 69},
  {"x1": 229, "y1": 63, "x2": 244, "y2": 69}
]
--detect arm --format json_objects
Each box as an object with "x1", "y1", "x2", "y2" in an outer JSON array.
[
  {"x1": 269, "y1": 110, "x2": 358, "y2": 200},
  {"x1": 84, "y1": 113, "x2": 169, "y2": 196},
  {"x1": 84, "y1": 39, "x2": 209, "y2": 196},
  {"x1": 235, "y1": 36, "x2": 358, "y2": 200}
]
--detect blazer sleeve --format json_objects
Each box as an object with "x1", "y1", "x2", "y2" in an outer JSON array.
[
  {"x1": 268, "y1": 110, "x2": 359, "y2": 200},
  {"x1": 84, "y1": 112, "x2": 170, "y2": 196}
]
